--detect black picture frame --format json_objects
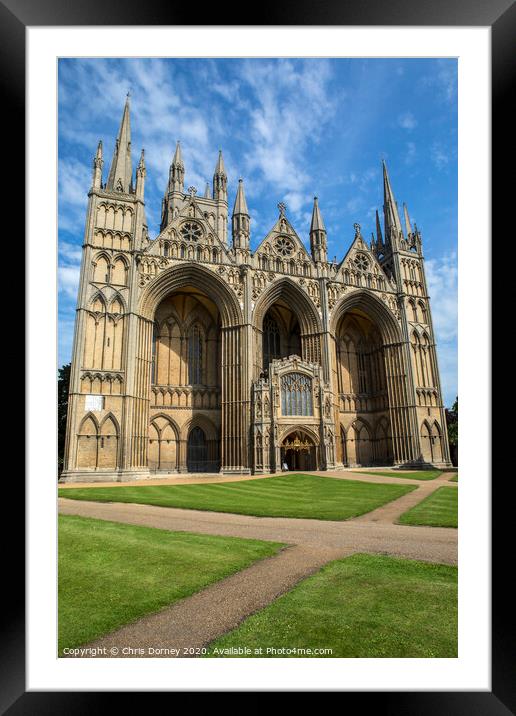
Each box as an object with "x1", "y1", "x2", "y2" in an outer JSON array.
[{"x1": 9, "y1": 0, "x2": 509, "y2": 710}]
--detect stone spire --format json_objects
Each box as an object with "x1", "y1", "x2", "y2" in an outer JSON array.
[
  {"x1": 92, "y1": 140, "x2": 103, "y2": 189},
  {"x1": 403, "y1": 202, "x2": 413, "y2": 237},
  {"x1": 167, "y1": 141, "x2": 185, "y2": 193},
  {"x1": 233, "y1": 178, "x2": 249, "y2": 216},
  {"x1": 135, "y1": 148, "x2": 146, "y2": 199},
  {"x1": 375, "y1": 209, "x2": 384, "y2": 248},
  {"x1": 232, "y1": 179, "x2": 250, "y2": 252},
  {"x1": 213, "y1": 150, "x2": 227, "y2": 203},
  {"x1": 309, "y1": 196, "x2": 327, "y2": 263},
  {"x1": 106, "y1": 95, "x2": 132, "y2": 193},
  {"x1": 204, "y1": 181, "x2": 212, "y2": 199},
  {"x1": 382, "y1": 160, "x2": 403, "y2": 243}
]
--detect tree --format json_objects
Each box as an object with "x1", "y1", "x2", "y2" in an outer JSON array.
[
  {"x1": 58, "y1": 363, "x2": 71, "y2": 475},
  {"x1": 445, "y1": 397, "x2": 458, "y2": 466}
]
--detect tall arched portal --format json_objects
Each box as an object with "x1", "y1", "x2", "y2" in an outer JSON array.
[
  {"x1": 253, "y1": 278, "x2": 323, "y2": 380},
  {"x1": 261, "y1": 304, "x2": 301, "y2": 371},
  {"x1": 149, "y1": 287, "x2": 221, "y2": 472},
  {"x1": 333, "y1": 305, "x2": 393, "y2": 467}
]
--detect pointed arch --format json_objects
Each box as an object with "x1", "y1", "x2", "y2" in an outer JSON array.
[
  {"x1": 418, "y1": 299, "x2": 427, "y2": 323},
  {"x1": 92, "y1": 252, "x2": 111, "y2": 284},
  {"x1": 97, "y1": 413, "x2": 119, "y2": 469},
  {"x1": 148, "y1": 413, "x2": 180, "y2": 471},
  {"x1": 111, "y1": 254, "x2": 129, "y2": 285},
  {"x1": 252, "y1": 277, "x2": 322, "y2": 336},
  {"x1": 420, "y1": 419, "x2": 433, "y2": 463},
  {"x1": 277, "y1": 424, "x2": 320, "y2": 446},
  {"x1": 78, "y1": 412, "x2": 100, "y2": 435},
  {"x1": 182, "y1": 414, "x2": 218, "y2": 442},
  {"x1": 89, "y1": 292, "x2": 107, "y2": 313},
  {"x1": 99, "y1": 412, "x2": 120, "y2": 435},
  {"x1": 330, "y1": 289, "x2": 402, "y2": 345},
  {"x1": 76, "y1": 413, "x2": 99, "y2": 469},
  {"x1": 139, "y1": 263, "x2": 242, "y2": 327},
  {"x1": 351, "y1": 417, "x2": 373, "y2": 466},
  {"x1": 431, "y1": 419, "x2": 444, "y2": 463},
  {"x1": 109, "y1": 294, "x2": 125, "y2": 314}
]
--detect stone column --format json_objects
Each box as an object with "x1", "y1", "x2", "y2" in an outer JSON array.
[
  {"x1": 220, "y1": 324, "x2": 250, "y2": 473},
  {"x1": 383, "y1": 342, "x2": 420, "y2": 465}
]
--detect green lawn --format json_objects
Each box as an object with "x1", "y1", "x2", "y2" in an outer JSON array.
[
  {"x1": 448, "y1": 474, "x2": 458, "y2": 482},
  {"x1": 58, "y1": 474, "x2": 416, "y2": 521},
  {"x1": 206, "y1": 554, "x2": 457, "y2": 658},
  {"x1": 398, "y1": 486, "x2": 458, "y2": 528},
  {"x1": 59, "y1": 515, "x2": 283, "y2": 654},
  {"x1": 360, "y1": 470, "x2": 441, "y2": 481}
]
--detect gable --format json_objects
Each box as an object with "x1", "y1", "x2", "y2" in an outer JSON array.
[
  {"x1": 143, "y1": 195, "x2": 234, "y2": 263},
  {"x1": 337, "y1": 231, "x2": 393, "y2": 291},
  {"x1": 254, "y1": 213, "x2": 311, "y2": 263}
]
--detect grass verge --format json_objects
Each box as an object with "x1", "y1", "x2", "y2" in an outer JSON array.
[
  {"x1": 58, "y1": 474, "x2": 416, "y2": 521},
  {"x1": 359, "y1": 470, "x2": 441, "y2": 481},
  {"x1": 398, "y1": 486, "x2": 458, "y2": 527},
  {"x1": 206, "y1": 554, "x2": 457, "y2": 658},
  {"x1": 59, "y1": 514, "x2": 283, "y2": 653}
]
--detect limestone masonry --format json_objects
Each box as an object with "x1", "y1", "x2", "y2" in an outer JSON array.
[{"x1": 61, "y1": 96, "x2": 451, "y2": 482}]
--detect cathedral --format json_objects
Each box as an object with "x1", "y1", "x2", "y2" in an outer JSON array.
[{"x1": 61, "y1": 97, "x2": 451, "y2": 482}]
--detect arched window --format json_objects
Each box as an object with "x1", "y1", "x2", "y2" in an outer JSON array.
[
  {"x1": 188, "y1": 324, "x2": 203, "y2": 384},
  {"x1": 263, "y1": 314, "x2": 280, "y2": 369},
  {"x1": 418, "y1": 301, "x2": 427, "y2": 323},
  {"x1": 187, "y1": 426, "x2": 208, "y2": 471},
  {"x1": 151, "y1": 322, "x2": 158, "y2": 383},
  {"x1": 281, "y1": 373, "x2": 313, "y2": 416}
]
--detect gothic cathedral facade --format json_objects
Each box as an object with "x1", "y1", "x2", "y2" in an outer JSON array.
[{"x1": 61, "y1": 97, "x2": 452, "y2": 482}]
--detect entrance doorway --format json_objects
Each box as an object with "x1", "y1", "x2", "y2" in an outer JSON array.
[
  {"x1": 280, "y1": 431, "x2": 316, "y2": 471},
  {"x1": 187, "y1": 426, "x2": 209, "y2": 472}
]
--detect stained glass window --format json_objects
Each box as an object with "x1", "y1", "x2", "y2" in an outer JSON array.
[
  {"x1": 263, "y1": 314, "x2": 280, "y2": 369},
  {"x1": 188, "y1": 325, "x2": 203, "y2": 384},
  {"x1": 281, "y1": 373, "x2": 313, "y2": 416}
]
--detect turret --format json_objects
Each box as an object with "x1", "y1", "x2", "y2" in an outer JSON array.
[
  {"x1": 382, "y1": 159, "x2": 403, "y2": 245},
  {"x1": 403, "y1": 202, "x2": 413, "y2": 238},
  {"x1": 135, "y1": 148, "x2": 146, "y2": 200},
  {"x1": 92, "y1": 140, "x2": 103, "y2": 190},
  {"x1": 232, "y1": 179, "x2": 250, "y2": 253},
  {"x1": 213, "y1": 150, "x2": 228, "y2": 242},
  {"x1": 167, "y1": 141, "x2": 185, "y2": 194},
  {"x1": 106, "y1": 94, "x2": 132, "y2": 193},
  {"x1": 309, "y1": 196, "x2": 327, "y2": 263},
  {"x1": 213, "y1": 150, "x2": 227, "y2": 203}
]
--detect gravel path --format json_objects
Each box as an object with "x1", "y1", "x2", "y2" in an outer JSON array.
[{"x1": 59, "y1": 477, "x2": 457, "y2": 658}]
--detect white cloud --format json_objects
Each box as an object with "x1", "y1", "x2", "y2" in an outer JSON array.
[
  {"x1": 425, "y1": 251, "x2": 458, "y2": 405},
  {"x1": 419, "y1": 60, "x2": 457, "y2": 105},
  {"x1": 59, "y1": 266, "x2": 80, "y2": 300},
  {"x1": 239, "y1": 59, "x2": 335, "y2": 195},
  {"x1": 398, "y1": 112, "x2": 417, "y2": 130},
  {"x1": 58, "y1": 318, "x2": 76, "y2": 368},
  {"x1": 426, "y1": 251, "x2": 457, "y2": 342},
  {"x1": 59, "y1": 241, "x2": 82, "y2": 264},
  {"x1": 284, "y1": 191, "x2": 307, "y2": 214},
  {"x1": 405, "y1": 141, "x2": 416, "y2": 165},
  {"x1": 431, "y1": 142, "x2": 449, "y2": 170}
]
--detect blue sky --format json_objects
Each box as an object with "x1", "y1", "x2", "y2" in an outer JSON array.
[{"x1": 58, "y1": 57, "x2": 457, "y2": 405}]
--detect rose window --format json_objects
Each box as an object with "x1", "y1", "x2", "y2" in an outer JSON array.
[
  {"x1": 354, "y1": 254, "x2": 369, "y2": 271},
  {"x1": 180, "y1": 222, "x2": 203, "y2": 242},
  {"x1": 274, "y1": 236, "x2": 294, "y2": 256}
]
